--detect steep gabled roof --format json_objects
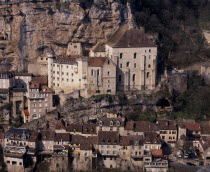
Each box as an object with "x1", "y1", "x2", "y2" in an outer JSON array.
[
  {"x1": 91, "y1": 42, "x2": 106, "y2": 52},
  {"x1": 106, "y1": 25, "x2": 156, "y2": 48}
]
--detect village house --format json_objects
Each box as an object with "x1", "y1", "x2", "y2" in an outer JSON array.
[
  {"x1": 26, "y1": 80, "x2": 54, "y2": 123},
  {"x1": 38, "y1": 130, "x2": 55, "y2": 153},
  {"x1": 157, "y1": 120, "x2": 177, "y2": 147},
  {"x1": 89, "y1": 42, "x2": 106, "y2": 57},
  {"x1": 185, "y1": 123, "x2": 201, "y2": 147},
  {"x1": 119, "y1": 135, "x2": 144, "y2": 171},
  {"x1": 98, "y1": 131, "x2": 120, "y2": 169},
  {"x1": 105, "y1": 24, "x2": 157, "y2": 92}
]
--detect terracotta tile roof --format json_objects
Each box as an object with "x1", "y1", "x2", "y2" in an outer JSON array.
[
  {"x1": 66, "y1": 123, "x2": 83, "y2": 133},
  {"x1": 32, "y1": 76, "x2": 48, "y2": 85},
  {"x1": 124, "y1": 121, "x2": 134, "y2": 130},
  {"x1": 91, "y1": 42, "x2": 106, "y2": 52},
  {"x1": 40, "y1": 85, "x2": 53, "y2": 93},
  {"x1": 55, "y1": 133, "x2": 70, "y2": 142},
  {"x1": 54, "y1": 56, "x2": 78, "y2": 64},
  {"x1": 185, "y1": 123, "x2": 201, "y2": 131},
  {"x1": 98, "y1": 131, "x2": 119, "y2": 145},
  {"x1": 24, "y1": 109, "x2": 30, "y2": 117},
  {"x1": 88, "y1": 57, "x2": 108, "y2": 67},
  {"x1": 55, "y1": 121, "x2": 66, "y2": 130},
  {"x1": 151, "y1": 149, "x2": 163, "y2": 156},
  {"x1": 82, "y1": 124, "x2": 96, "y2": 135},
  {"x1": 106, "y1": 25, "x2": 156, "y2": 48}
]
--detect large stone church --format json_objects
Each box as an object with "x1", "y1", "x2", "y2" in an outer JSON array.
[{"x1": 48, "y1": 24, "x2": 157, "y2": 97}]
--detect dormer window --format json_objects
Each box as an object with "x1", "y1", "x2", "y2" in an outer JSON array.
[
  {"x1": 99, "y1": 121, "x2": 103, "y2": 126},
  {"x1": 110, "y1": 121, "x2": 113, "y2": 126},
  {"x1": 85, "y1": 128, "x2": 88, "y2": 132},
  {"x1": 74, "y1": 129, "x2": 76, "y2": 133},
  {"x1": 108, "y1": 139, "x2": 111, "y2": 143},
  {"x1": 102, "y1": 139, "x2": 105, "y2": 143},
  {"x1": 114, "y1": 140, "x2": 117, "y2": 143}
]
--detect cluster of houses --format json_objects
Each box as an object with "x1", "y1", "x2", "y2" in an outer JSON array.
[
  {"x1": 1, "y1": 113, "x2": 210, "y2": 171},
  {"x1": 0, "y1": 72, "x2": 55, "y2": 124}
]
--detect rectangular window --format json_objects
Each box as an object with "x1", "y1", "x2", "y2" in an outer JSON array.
[{"x1": 12, "y1": 161, "x2": 17, "y2": 165}]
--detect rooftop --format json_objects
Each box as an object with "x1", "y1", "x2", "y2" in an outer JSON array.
[
  {"x1": 106, "y1": 25, "x2": 156, "y2": 48},
  {"x1": 88, "y1": 57, "x2": 108, "y2": 67}
]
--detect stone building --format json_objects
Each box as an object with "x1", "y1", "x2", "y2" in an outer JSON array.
[
  {"x1": 26, "y1": 80, "x2": 54, "y2": 123},
  {"x1": 67, "y1": 42, "x2": 83, "y2": 56},
  {"x1": 105, "y1": 25, "x2": 157, "y2": 91},
  {"x1": 98, "y1": 131, "x2": 120, "y2": 169},
  {"x1": 48, "y1": 54, "x2": 116, "y2": 97},
  {"x1": 0, "y1": 72, "x2": 15, "y2": 89}
]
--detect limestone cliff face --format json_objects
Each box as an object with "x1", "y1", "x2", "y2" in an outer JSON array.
[{"x1": 0, "y1": 0, "x2": 129, "y2": 71}]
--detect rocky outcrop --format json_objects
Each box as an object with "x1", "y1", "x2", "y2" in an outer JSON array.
[{"x1": 0, "y1": 0, "x2": 130, "y2": 71}]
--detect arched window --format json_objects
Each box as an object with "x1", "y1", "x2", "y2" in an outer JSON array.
[
  {"x1": 133, "y1": 74, "x2": 136, "y2": 82},
  {"x1": 108, "y1": 71, "x2": 110, "y2": 75},
  {"x1": 148, "y1": 64, "x2": 151, "y2": 68},
  {"x1": 119, "y1": 75, "x2": 122, "y2": 82},
  {"x1": 134, "y1": 53, "x2": 137, "y2": 59},
  {"x1": 110, "y1": 121, "x2": 113, "y2": 126},
  {"x1": 117, "y1": 121, "x2": 120, "y2": 126},
  {"x1": 134, "y1": 63, "x2": 136, "y2": 68},
  {"x1": 120, "y1": 53, "x2": 123, "y2": 59},
  {"x1": 107, "y1": 60, "x2": 110, "y2": 64},
  {"x1": 126, "y1": 62, "x2": 130, "y2": 67},
  {"x1": 147, "y1": 72, "x2": 150, "y2": 78}
]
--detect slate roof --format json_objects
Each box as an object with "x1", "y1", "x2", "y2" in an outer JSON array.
[
  {"x1": 98, "y1": 131, "x2": 119, "y2": 145},
  {"x1": 88, "y1": 57, "x2": 107, "y2": 67},
  {"x1": 106, "y1": 25, "x2": 156, "y2": 48},
  {"x1": 5, "y1": 128, "x2": 31, "y2": 141}
]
